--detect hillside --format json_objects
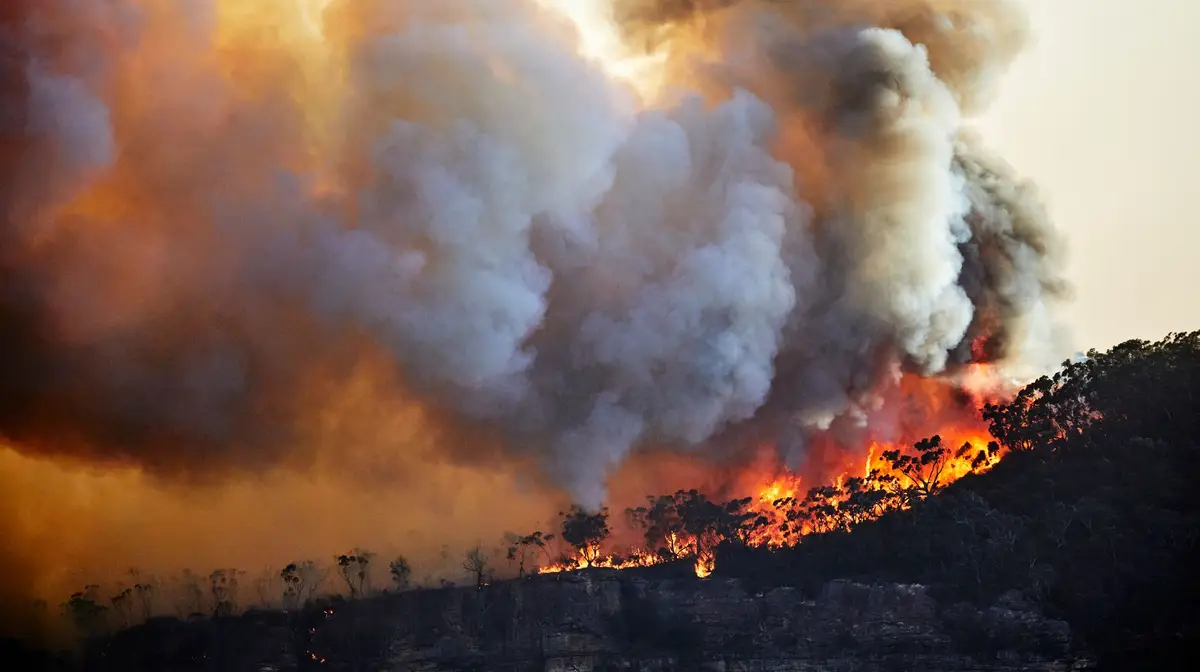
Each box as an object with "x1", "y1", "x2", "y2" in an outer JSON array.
[
  {"x1": 719, "y1": 331, "x2": 1200, "y2": 668},
  {"x1": 16, "y1": 331, "x2": 1200, "y2": 671}
]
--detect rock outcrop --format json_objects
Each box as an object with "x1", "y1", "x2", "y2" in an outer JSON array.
[{"x1": 93, "y1": 570, "x2": 1093, "y2": 671}]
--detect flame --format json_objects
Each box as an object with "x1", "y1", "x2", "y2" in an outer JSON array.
[
  {"x1": 536, "y1": 544, "x2": 660, "y2": 574},
  {"x1": 537, "y1": 372, "x2": 1009, "y2": 578}
]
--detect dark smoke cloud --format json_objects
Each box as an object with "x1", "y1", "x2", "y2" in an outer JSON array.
[
  {"x1": 950, "y1": 132, "x2": 1072, "y2": 369},
  {"x1": 0, "y1": 0, "x2": 1068, "y2": 514}
]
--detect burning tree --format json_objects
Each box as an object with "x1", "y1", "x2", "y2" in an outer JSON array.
[
  {"x1": 982, "y1": 377, "x2": 1062, "y2": 453},
  {"x1": 626, "y1": 489, "x2": 760, "y2": 562},
  {"x1": 878, "y1": 435, "x2": 960, "y2": 502},
  {"x1": 627, "y1": 494, "x2": 690, "y2": 559},
  {"x1": 558, "y1": 506, "x2": 611, "y2": 567},
  {"x1": 838, "y1": 476, "x2": 904, "y2": 524},
  {"x1": 772, "y1": 486, "x2": 851, "y2": 538},
  {"x1": 761, "y1": 433, "x2": 998, "y2": 540}
]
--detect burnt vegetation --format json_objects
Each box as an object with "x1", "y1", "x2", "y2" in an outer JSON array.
[{"x1": 10, "y1": 331, "x2": 1198, "y2": 670}]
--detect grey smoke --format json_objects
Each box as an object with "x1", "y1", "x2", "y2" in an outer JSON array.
[{"x1": 0, "y1": 0, "x2": 1069, "y2": 509}]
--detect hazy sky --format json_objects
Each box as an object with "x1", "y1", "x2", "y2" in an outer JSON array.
[{"x1": 979, "y1": 0, "x2": 1200, "y2": 351}]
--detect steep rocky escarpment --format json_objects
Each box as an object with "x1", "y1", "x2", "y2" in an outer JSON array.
[{"x1": 91, "y1": 570, "x2": 1092, "y2": 671}]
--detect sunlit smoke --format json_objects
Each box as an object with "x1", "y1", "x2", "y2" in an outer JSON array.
[
  {"x1": 538, "y1": 0, "x2": 670, "y2": 99},
  {"x1": 0, "y1": 0, "x2": 1069, "y2": 617}
]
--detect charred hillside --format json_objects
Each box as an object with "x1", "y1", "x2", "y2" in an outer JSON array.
[{"x1": 68, "y1": 331, "x2": 1198, "y2": 671}]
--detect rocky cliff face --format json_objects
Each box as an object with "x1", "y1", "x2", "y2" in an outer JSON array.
[{"x1": 94, "y1": 570, "x2": 1093, "y2": 671}]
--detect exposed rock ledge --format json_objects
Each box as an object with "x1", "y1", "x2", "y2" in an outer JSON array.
[{"x1": 98, "y1": 570, "x2": 1095, "y2": 671}]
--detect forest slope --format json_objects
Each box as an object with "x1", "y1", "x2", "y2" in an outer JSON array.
[{"x1": 9, "y1": 332, "x2": 1198, "y2": 671}]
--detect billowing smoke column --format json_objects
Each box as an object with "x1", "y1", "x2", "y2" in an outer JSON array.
[{"x1": 0, "y1": 0, "x2": 1068, "y2": 510}]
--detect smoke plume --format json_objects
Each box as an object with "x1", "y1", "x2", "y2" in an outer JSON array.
[{"x1": 0, "y1": 0, "x2": 1068, "y2": 612}]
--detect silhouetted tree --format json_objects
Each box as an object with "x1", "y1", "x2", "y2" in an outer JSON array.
[
  {"x1": 128, "y1": 568, "x2": 156, "y2": 621},
  {"x1": 982, "y1": 376, "x2": 1061, "y2": 453},
  {"x1": 558, "y1": 506, "x2": 611, "y2": 566},
  {"x1": 109, "y1": 587, "x2": 133, "y2": 628},
  {"x1": 388, "y1": 556, "x2": 412, "y2": 591},
  {"x1": 505, "y1": 531, "x2": 554, "y2": 577},
  {"x1": 795, "y1": 485, "x2": 845, "y2": 535},
  {"x1": 879, "y1": 435, "x2": 955, "y2": 501},
  {"x1": 251, "y1": 566, "x2": 276, "y2": 608},
  {"x1": 177, "y1": 569, "x2": 205, "y2": 617},
  {"x1": 280, "y1": 560, "x2": 325, "y2": 609},
  {"x1": 280, "y1": 564, "x2": 303, "y2": 609},
  {"x1": 335, "y1": 549, "x2": 374, "y2": 598},
  {"x1": 62, "y1": 585, "x2": 108, "y2": 641},
  {"x1": 462, "y1": 545, "x2": 490, "y2": 588},
  {"x1": 627, "y1": 494, "x2": 690, "y2": 559},
  {"x1": 628, "y1": 489, "x2": 759, "y2": 561},
  {"x1": 208, "y1": 568, "x2": 243, "y2": 616},
  {"x1": 839, "y1": 476, "x2": 903, "y2": 525},
  {"x1": 973, "y1": 441, "x2": 1003, "y2": 470}
]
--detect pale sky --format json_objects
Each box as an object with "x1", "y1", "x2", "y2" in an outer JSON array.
[{"x1": 978, "y1": 0, "x2": 1200, "y2": 351}]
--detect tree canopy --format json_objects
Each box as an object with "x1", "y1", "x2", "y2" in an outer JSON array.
[{"x1": 721, "y1": 331, "x2": 1200, "y2": 669}]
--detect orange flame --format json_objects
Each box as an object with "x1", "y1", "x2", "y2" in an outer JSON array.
[{"x1": 537, "y1": 372, "x2": 1009, "y2": 578}]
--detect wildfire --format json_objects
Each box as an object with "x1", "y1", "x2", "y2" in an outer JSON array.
[
  {"x1": 537, "y1": 374, "x2": 1009, "y2": 579},
  {"x1": 536, "y1": 544, "x2": 660, "y2": 574},
  {"x1": 4, "y1": 0, "x2": 1052, "y2": 610}
]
